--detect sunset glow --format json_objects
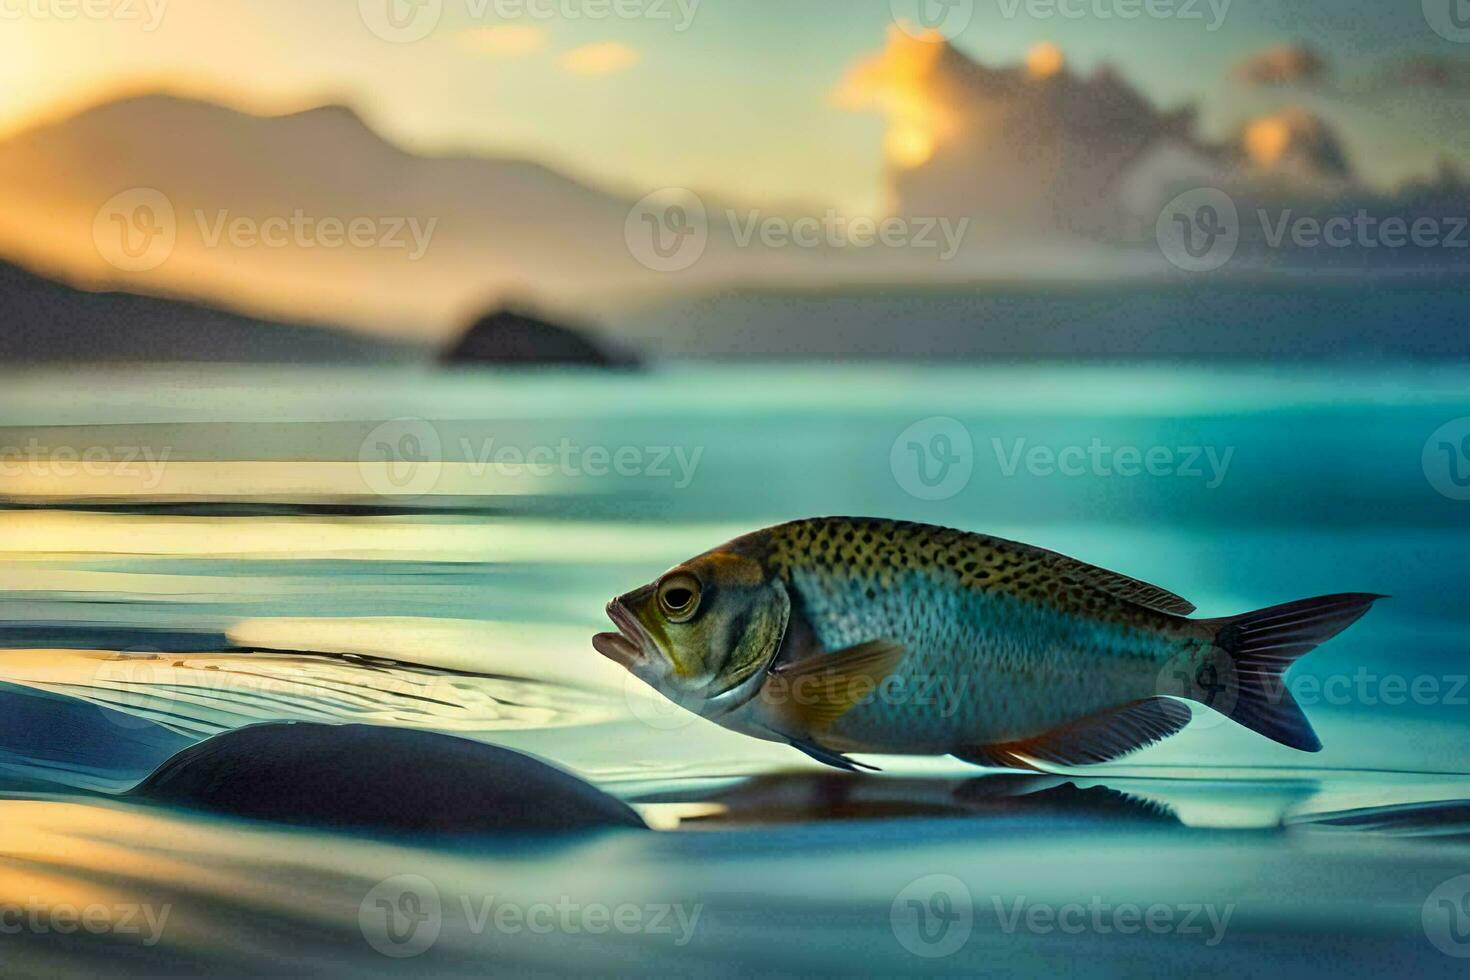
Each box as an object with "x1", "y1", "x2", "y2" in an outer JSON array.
[
  {"x1": 1026, "y1": 41, "x2": 1065, "y2": 80},
  {"x1": 834, "y1": 27, "x2": 954, "y2": 170},
  {"x1": 559, "y1": 41, "x2": 640, "y2": 75},
  {"x1": 1245, "y1": 114, "x2": 1293, "y2": 167}
]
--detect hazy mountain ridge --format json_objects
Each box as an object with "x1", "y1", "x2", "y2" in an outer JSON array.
[
  {"x1": 0, "y1": 93, "x2": 657, "y2": 338},
  {"x1": 2, "y1": 42, "x2": 1467, "y2": 361},
  {"x1": 0, "y1": 256, "x2": 416, "y2": 362}
]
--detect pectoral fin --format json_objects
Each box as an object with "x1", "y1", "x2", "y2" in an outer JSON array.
[
  {"x1": 788, "y1": 737, "x2": 881, "y2": 772},
  {"x1": 764, "y1": 639, "x2": 906, "y2": 732},
  {"x1": 954, "y1": 697, "x2": 1192, "y2": 771}
]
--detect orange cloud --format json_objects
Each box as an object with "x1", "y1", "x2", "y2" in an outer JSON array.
[
  {"x1": 559, "y1": 42, "x2": 639, "y2": 76},
  {"x1": 457, "y1": 25, "x2": 549, "y2": 57},
  {"x1": 1026, "y1": 41, "x2": 1064, "y2": 80},
  {"x1": 832, "y1": 26, "x2": 954, "y2": 169}
]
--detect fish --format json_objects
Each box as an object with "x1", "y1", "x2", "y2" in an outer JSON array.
[{"x1": 592, "y1": 517, "x2": 1384, "y2": 772}]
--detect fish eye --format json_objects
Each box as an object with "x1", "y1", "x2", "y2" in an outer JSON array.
[{"x1": 657, "y1": 572, "x2": 702, "y2": 622}]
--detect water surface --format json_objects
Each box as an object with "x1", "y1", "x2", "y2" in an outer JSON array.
[{"x1": 1, "y1": 363, "x2": 1468, "y2": 976}]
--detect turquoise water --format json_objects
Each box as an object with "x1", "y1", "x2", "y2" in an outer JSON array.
[{"x1": 1, "y1": 363, "x2": 1469, "y2": 976}]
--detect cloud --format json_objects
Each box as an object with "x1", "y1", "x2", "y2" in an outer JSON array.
[
  {"x1": 1232, "y1": 43, "x2": 1329, "y2": 87},
  {"x1": 834, "y1": 28, "x2": 1199, "y2": 239},
  {"x1": 456, "y1": 25, "x2": 549, "y2": 57},
  {"x1": 559, "y1": 42, "x2": 639, "y2": 76},
  {"x1": 1237, "y1": 106, "x2": 1351, "y2": 180},
  {"x1": 1025, "y1": 41, "x2": 1065, "y2": 81},
  {"x1": 1373, "y1": 54, "x2": 1470, "y2": 93}
]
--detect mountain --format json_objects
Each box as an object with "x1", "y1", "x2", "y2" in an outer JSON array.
[
  {"x1": 0, "y1": 94, "x2": 662, "y2": 340},
  {"x1": 0, "y1": 257, "x2": 414, "y2": 362},
  {"x1": 1, "y1": 69, "x2": 1462, "y2": 360},
  {"x1": 0, "y1": 93, "x2": 895, "y2": 342}
]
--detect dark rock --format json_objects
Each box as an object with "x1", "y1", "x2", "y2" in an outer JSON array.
[
  {"x1": 442, "y1": 308, "x2": 639, "y2": 367},
  {"x1": 128, "y1": 722, "x2": 647, "y2": 835}
]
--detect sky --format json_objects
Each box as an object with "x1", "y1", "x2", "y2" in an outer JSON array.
[{"x1": 1, "y1": 0, "x2": 1465, "y2": 214}]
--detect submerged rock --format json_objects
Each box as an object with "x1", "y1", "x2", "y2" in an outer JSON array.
[
  {"x1": 128, "y1": 722, "x2": 646, "y2": 834},
  {"x1": 441, "y1": 308, "x2": 639, "y2": 367}
]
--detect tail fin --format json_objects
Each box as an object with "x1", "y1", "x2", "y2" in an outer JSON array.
[{"x1": 1204, "y1": 593, "x2": 1385, "y2": 752}]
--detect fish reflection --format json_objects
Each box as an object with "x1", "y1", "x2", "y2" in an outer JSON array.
[{"x1": 644, "y1": 771, "x2": 1180, "y2": 827}]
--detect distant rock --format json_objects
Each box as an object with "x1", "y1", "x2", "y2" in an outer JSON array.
[
  {"x1": 0, "y1": 258, "x2": 417, "y2": 363},
  {"x1": 129, "y1": 722, "x2": 647, "y2": 835},
  {"x1": 442, "y1": 308, "x2": 640, "y2": 367}
]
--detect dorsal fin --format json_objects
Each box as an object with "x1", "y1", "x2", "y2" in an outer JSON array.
[
  {"x1": 979, "y1": 533, "x2": 1196, "y2": 615},
  {"x1": 760, "y1": 518, "x2": 1198, "y2": 617},
  {"x1": 1067, "y1": 565, "x2": 1197, "y2": 616}
]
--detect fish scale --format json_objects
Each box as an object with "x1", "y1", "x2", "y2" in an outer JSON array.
[{"x1": 787, "y1": 559, "x2": 1192, "y2": 751}]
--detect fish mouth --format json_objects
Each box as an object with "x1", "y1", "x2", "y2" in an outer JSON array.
[{"x1": 593, "y1": 599, "x2": 652, "y2": 669}]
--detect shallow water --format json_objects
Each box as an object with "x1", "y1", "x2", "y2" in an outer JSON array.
[{"x1": 1, "y1": 363, "x2": 1469, "y2": 976}]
